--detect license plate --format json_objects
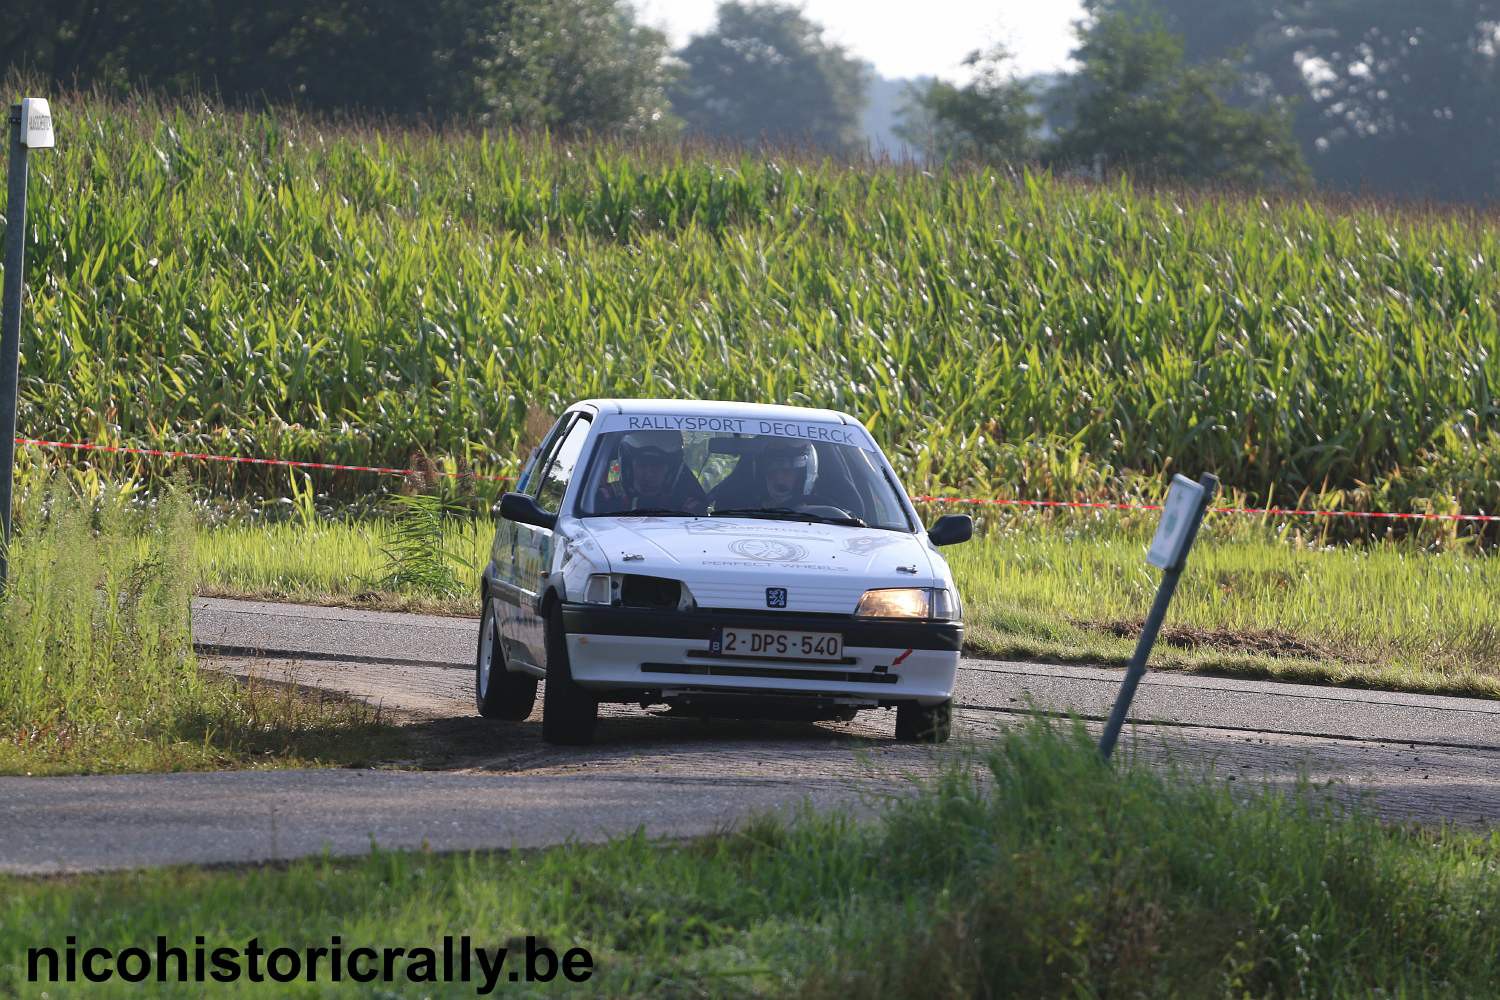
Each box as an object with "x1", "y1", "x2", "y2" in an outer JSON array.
[{"x1": 712, "y1": 627, "x2": 844, "y2": 661}]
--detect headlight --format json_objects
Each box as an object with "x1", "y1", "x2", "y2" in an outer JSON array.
[
  {"x1": 854, "y1": 588, "x2": 959, "y2": 621},
  {"x1": 582, "y1": 573, "x2": 613, "y2": 605}
]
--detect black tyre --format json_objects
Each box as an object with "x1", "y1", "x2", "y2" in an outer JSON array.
[
  {"x1": 541, "y1": 606, "x2": 598, "y2": 745},
  {"x1": 476, "y1": 600, "x2": 538, "y2": 721},
  {"x1": 895, "y1": 700, "x2": 952, "y2": 743}
]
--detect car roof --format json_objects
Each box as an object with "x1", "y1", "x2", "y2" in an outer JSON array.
[{"x1": 577, "y1": 398, "x2": 859, "y2": 426}]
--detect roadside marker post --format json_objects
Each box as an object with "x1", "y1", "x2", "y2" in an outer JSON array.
[
  {"x1": 0, "y1": 98, "x2": 53, "y2": 592},
  {"x1": 1097, "y1": 472, "x2": 1219, "y2": 761}
]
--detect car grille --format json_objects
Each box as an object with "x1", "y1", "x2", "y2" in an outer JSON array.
[{"x1": 640, "y1": 662, "x2": 898, "y2": 684}]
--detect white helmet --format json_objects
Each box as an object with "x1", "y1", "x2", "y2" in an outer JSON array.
[{"x1": 759, "y1": 440, "x2": 817, "y2": 503}]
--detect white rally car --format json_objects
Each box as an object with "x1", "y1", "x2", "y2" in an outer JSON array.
[{"x1": 477, "y1": 399, "x2": 972, "y2": 745}]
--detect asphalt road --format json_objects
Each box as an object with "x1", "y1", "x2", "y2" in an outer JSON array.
[{"x1": 1, "y1": 597, "x2": 1496, "y2": 875}]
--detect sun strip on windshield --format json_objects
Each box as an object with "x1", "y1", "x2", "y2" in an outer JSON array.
[{"x1": 600, "y1": 413, "x2": 875, "y2": 451}]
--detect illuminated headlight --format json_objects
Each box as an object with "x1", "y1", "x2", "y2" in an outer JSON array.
[
  {"x1": 854, "y1": 587, "x2": 958, "y2": 620},
  {"x1": 582, "y1": 574, "x2": 613, "y2": 605}
]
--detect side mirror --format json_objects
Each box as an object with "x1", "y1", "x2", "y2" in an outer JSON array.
[
  {"x1": 927, "y1": 513, "x2": 972, "y2": 547},
  {"x1": 498, "y1": 492, "x2": 557, "y2": 531}
]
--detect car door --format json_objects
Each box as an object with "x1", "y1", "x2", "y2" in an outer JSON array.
[
  {"x1": 493, "y1": 416, "x2": 572, "y2": 668},
  {"x1": 515, "y1": 411, "x2": 593, "y2": 669}
]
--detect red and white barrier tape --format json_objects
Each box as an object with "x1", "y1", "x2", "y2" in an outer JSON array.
[
  {"x1": 909, "y1": 494, "x2": 1499, "y2": 523},
  {"x1": 13, "y1": 436, "x2": 1497, "y2": 522}
]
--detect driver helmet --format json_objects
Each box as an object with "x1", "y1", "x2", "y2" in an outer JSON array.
[
  {"x1": 619, "y1": 430, "x2": 684, "y2": 494},
  {"x1": 759, "y1": 440, "x2": 817, "y2": 504}
]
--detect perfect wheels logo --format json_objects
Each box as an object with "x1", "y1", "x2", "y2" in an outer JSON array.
[{"x1": 728, "y1": 538, "x2": 808, "y2": 562}]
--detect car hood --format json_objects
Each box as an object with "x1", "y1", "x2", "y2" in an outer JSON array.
[{"x1": 578, "y1": 516, "x2": 940, "y2": 614}]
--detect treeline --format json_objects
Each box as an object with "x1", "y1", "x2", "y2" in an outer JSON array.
[
  {"x1": 4, "y1": 0, "x2": 674, "y2": 131},
  {"x1": 905, "y1": 0, "x2": 1500, "y2": 202},
  {"x1": 7, "y1": 0, "x2": 1499, "y2": 201}
]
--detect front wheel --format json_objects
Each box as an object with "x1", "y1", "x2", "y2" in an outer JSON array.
[
  {"x1": 541, "y1": 607, "x2": 598, "y2": 745},
  {"x1": 895, "y1": 700, "x2": 952, "y2": 743},
  {"x1": 476, "y1": 600, "x2": 538, "y2": 721}
]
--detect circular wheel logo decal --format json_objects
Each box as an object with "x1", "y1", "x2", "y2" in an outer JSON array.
[{"x1": 728, "y1": 538, "x2": 808, "y2": 562}]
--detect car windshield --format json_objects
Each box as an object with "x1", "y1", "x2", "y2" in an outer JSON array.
[{"x1": 576, "y1": 424, "x2": 913, "y2": 531}]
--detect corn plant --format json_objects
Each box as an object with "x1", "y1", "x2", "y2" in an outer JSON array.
[
  {"x1": 372, "y1": 493, "x2": 473, "y2": 596},
  {"x1": 10, "y1": 89, "x2": 1499, "y2": 527}
]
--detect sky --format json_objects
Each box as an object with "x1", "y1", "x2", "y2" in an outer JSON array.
[{"x1": 633, "y1": 0, "x2": 1086, "y2": 81}]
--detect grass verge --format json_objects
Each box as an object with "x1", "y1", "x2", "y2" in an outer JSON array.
[
  {"x1": 193, "y1": 512, "x2": 1500, "y2": 699},
  {"x1": 0, "y1": 489, "x2": 407, "y2": 775},
  {"x1": 3, "y1": 722, "x2": 1496, "y2": 997}
]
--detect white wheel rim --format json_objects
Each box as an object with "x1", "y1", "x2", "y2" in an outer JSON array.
[{"x1": 478, "y1": 609, "x2": 495, "y2": 696}]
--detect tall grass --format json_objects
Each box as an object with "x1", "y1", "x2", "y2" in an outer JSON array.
[
  {"x1": 0, "y1": 485, "x2": 399, "y2": 773},
  {"x1": 11, "y1": 89, "x2": 1500, "y2": 520},
  {"x1": 949, "y1": 512, "x2": 1500, "y2": 696},
  {"x1": 191, "y1": 512, "x2": 1500, "y2": 697}
]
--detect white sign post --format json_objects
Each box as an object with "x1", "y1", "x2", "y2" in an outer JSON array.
[
  {"x1": 0, "y1": 98, "x2": 55, "y2": 591},
  {"x1": 1147, "y1": 475, "x2": 1208, "y2": 571},
  {"x1": 1098, "y1": 472, "x2": 1219, "y2": 760}
]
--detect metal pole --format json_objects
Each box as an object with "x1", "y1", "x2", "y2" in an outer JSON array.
[
  {"x1": 0, "y1": 105, "x2": 28, "y2": 592},
  {"x1": 1098, "y1": 473, "x2": 1219, "y2": 760}
]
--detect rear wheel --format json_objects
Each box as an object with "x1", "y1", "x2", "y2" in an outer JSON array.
[
  {"x1": 541, "y1": 606, "x2": 598, "y2": 745},
  {"x1": 476, "y1": 600, "x2": 538, "y2": 721},
  {"x1": 895, "y1": 700, "x2": 952, "y2": 743}
]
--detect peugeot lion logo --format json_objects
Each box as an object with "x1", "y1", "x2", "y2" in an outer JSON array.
[{"x1": 766, "y1": 587, "x2": 788, "y2": 609}]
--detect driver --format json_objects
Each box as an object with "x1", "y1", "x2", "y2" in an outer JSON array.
[
  {"x1": 753, "y1": 440, "x2": 818, "y2": 507},
  {"x1": 594, "y1": 430, "x2": 706, "y2": 513}
]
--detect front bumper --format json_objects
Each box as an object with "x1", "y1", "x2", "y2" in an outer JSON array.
[{"x1": 560, "y1": 603, "x2": 961, "y2": 707}]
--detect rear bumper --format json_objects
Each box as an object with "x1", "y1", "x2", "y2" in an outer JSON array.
[{"x1": 560, "y1": 603, "x2": 961, "y2": 706}]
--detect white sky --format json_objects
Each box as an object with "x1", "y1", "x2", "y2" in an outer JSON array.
[{"x1": 633, "y1": 0, "x2": 1085, "y2": 81}]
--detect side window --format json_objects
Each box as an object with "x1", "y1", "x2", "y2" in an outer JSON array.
[
  {"x1": 515, "y1": 447, "x2": 540, "y2": 494},
  {"x1": 536, "y1": 416, "x2": 593, "y2": 514},
  {"x1": 523, "y1": 416, "x2": 575, "y2": 499}
]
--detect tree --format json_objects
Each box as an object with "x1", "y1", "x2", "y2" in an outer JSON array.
[
  {"x1": 1048, "y1": 5, "x2": 1306, "y2": 185},
  {"x1": 1263, "y1": 0, "x2": 1500, "y2": 200},
  {"x1": 0, "y1": 0, "x2": 674, "y2": 131},
  {"x1": 669, "y1": 2, "x2": 870, "y2": 152},
  {"x1": 896, "y1": 46, "x2": 1039, "y2": 163},
  {"x1": 1090, "y1": 0, "x2": 1500, "y2": 201}
]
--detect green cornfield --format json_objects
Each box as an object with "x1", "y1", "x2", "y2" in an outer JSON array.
[{"x1": 11, "y1": 89, "x2": 1500, "y2": 516}]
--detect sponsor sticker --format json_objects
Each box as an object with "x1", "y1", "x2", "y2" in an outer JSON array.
[
  {"x1": 728, "y1": 538, "x2": 808, "y2": 562},
  {"x1": 602, "y1": 413, "x2": 872, "y2": 449}
]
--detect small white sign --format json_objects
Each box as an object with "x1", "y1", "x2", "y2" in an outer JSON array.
[
  {"x1": 1147, "y1": 475, "x2": 1205, "y2": 570},
  {"x1": 19, "y1": 98, "x2": 53, "y2": 149}
]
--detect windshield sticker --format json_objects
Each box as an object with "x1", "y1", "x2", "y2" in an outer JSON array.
[{"x1": 605, "y1": 413, "x2": 872, "y2": 449}]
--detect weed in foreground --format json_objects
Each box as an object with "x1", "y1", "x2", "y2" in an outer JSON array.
[{"x1": 0, "y1": 485, "x2": 404, "y2": 773}]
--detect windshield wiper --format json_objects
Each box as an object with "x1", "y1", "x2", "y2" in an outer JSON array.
[
  {"x1": 589, "y1": 507, "x2": 695, "y2": 517},
  {"x1": 710, "y1": 506, "x2": 867, "y2": 528}
]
